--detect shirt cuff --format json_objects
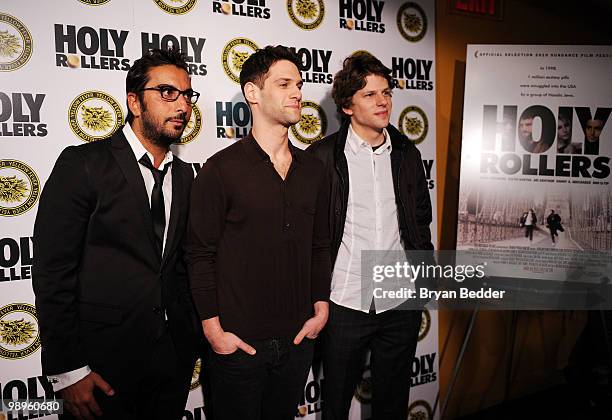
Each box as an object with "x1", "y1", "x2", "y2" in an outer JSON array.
[{"x1": 48, "y1": 365, "x2": 91, "y2": 392}]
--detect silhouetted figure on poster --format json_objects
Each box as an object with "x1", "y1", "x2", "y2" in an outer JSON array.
[
  {"x1": 520, "y1": 209, "x2": 537, "y2": 242},
  {"x1": 546, "y1": 209, "x2": 564, "y2": 245}
]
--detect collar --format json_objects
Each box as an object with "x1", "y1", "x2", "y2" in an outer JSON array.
[
  {"x1": 346, "y1": 124, "x2": 391, "y2": 155},
  {"x1": 123, "y1": 123, "x2": 173, "y2": 168},
  {"x1": 242, "y1": 132, "x2": 301, "y2": 165}
]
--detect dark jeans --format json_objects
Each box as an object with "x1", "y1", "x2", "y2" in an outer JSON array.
[
  {"x1": 208, "y1": 336, "x2": 314, "y2": 420},
  {"x1": 59, "y1": 329, "x2": 193, "y2": 420},
  {"x1": 525, "y1": 225, "x2": 534, "y2": 240},
  {"x1": 323, "y1": 302, "x2": 421, "y2": 420},
  {"x1": 549, "y1": 227, "x2": 559, "y2": 242}
]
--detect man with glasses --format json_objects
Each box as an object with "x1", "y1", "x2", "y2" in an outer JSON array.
[{"x1": 33, "y1": 48, "x2": 201, "y2": 420}]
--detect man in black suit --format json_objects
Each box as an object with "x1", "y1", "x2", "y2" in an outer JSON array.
[{"x1": 33, "y1": 48, "x2": 200, "y2": 420}]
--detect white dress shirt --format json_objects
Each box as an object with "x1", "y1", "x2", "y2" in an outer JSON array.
[
  {"x1": 330, "y1": 125, "x2": 405, "y2": 314},
  {"x1": 48, "y1": 124, "x2": 174, "y2": 392}
]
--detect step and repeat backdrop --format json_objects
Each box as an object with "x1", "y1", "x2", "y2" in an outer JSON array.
[{"x1": 0, "y1": 0, "x2": 438, "y2": 418}]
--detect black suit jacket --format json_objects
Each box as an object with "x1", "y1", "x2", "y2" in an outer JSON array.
[
  {"x1": 308, "y1": 121, "x2": 434, "y2": 264},
  {"x1": 308, "y1": 122, "x2": 436, "y2": 307},
  {"x1": 33, "y1": 128, "x2": 199, "y2": 390}
]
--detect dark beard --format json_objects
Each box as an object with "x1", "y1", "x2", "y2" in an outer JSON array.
[
  {"x1": 140, "y1": 102, "x2": 187, "y2": 147},
  {"x1": 142, "y1": 115, "x2": 176, "y2": 148}
]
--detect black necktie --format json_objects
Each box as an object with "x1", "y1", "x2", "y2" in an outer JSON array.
[{"x1": 139, "y1": 154, "x2": 170, "y2": 256}]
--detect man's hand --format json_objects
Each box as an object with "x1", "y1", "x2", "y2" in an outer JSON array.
[
  {"x1": 208, "y1": 331, "x2": 257, "y2": 355},
  {"x1": 293, "y1": 301, "x2": 329, "y2": 345},
  {"x1": 202, "y1": 317, "x2": 256, "y2": 356},
  {"x1": 61, "y1": 372, "x2": 114, "y2": 420}
]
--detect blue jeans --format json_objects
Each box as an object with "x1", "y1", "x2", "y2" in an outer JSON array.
[{"x1": 208, "y1": 336, "x2": 314, "y2": 420}]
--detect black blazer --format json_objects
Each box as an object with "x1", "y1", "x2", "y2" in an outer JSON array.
[
  {"x1": 308, "y1": 121, "x2": 434, "y2": 266},
  {"x1": 32, "y1": 128, "x2": 199, "y2": 389},
  {"x1": 308, "y1": 122, "x2": 436, "y2": 307}
]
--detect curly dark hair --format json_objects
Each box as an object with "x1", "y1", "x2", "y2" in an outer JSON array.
[
  {"x1": 240, "y1": 45, "x2": 302, "y2": 97},
  {"x1": 332, "y1": 53, "x2": 392, "y2": 119},
  {"x1": 125, "y1": 48, "x2": 189, "y2": 123}
]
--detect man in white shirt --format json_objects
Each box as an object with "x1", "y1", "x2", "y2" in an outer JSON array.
[
  {"x1": 33, "y1": 48, "x2": 201, "y2": 420},
  {"x1": 309, "y1": 53, "x2": 434, "y2": 420}
]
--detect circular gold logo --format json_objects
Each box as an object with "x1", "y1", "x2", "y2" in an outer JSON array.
[
  {"x1": 399, "y1": 105, "x2": 428, "y2": 145},
  {"x1": 290, "y1": 100, "x2": 327, "y2": 145},
  {"x1": 0, "y1": 303, "x2": 41, "y2": 360},
  {"x1": 418, "y1": 308, "x2": 431, "y2": 342},
  {"x1": 77, "y1": 0, "x2": 111, "y2": 5},
  {"x1": 69, "y1": 91, "x2": 124, "y2": 143},
  {"x1": 287, "y1": 0, "x2": 325, "y2": 30},
  {"x1": 174, "y1": 103, "x2": 202, "y2": 145},
  {"x1": 190, "y1": 358, "x2": 201, "y2": 391},
  {"x1": 408, "y1": 400, "x2": 433, "y2": 420},
  {"x1": 0, "y1": 13, "x2": 33, "y2": 72},
  {"x1": 397, "y1": 2, "x2": 427, "y2": 42},
  {"x1": 354, "y1": 366, "x2": 372, "y2": 404},
  {"x1": 222, "y1": 37, "x2": 258, "y2": 84},
  {"x1": 153, "y1": 0, "x2": 198, "y2": 14},
  {"x1": 0, "y1": 160, "x2": 40, "y2": 217}
]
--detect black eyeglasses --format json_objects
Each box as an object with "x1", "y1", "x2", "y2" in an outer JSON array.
[{"x1": 140, "y1": 84, "x2": 200, "y2": 104}]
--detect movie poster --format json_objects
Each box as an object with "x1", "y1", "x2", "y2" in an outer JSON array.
[{"x1": 457, "y1": 45, "x2": 611, "y2": 285}]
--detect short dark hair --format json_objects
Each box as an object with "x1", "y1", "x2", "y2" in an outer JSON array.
[
  {"x1": 125, "y1": 48, "x2": 189, "y2": 123},
  {"x1": 520, "y1": 108, "x2": 536, "y2": 121},
  {"x1": 239, "y1": 45, "x2": 302, "y2": 97},
  {"x1": 558, "y1": 113, "x2": 571, "y2": 125},
  {"x1": 332, "y1": 53, "x2": 392, "y2": 119}
]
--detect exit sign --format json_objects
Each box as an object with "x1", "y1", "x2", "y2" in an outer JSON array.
[{"x1": 449, "y1": 0, "x2": 504, "y2": 20}]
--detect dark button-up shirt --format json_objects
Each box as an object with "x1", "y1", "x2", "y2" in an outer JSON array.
[{"x1": 186, "y1": 134, "x2": 331, "y2": 340}]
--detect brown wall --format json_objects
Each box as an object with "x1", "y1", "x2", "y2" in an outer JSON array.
[{"x1": 434, "y1": 0, "x2": 612, "y2": 417}]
